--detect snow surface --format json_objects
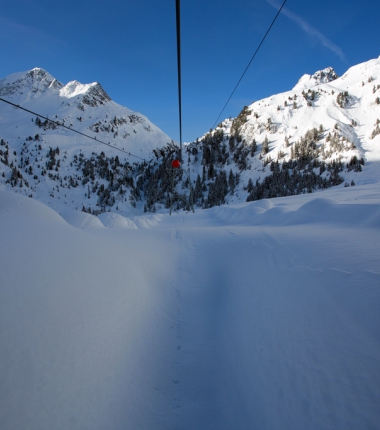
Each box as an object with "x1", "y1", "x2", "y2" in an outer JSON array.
[{"x1": 1, "y1": 183, "x2": 379, "y2": 429}]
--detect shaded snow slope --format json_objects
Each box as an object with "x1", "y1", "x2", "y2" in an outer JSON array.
[{"x1": 1, "y1": 183, "x2": 379, "y2": 430}]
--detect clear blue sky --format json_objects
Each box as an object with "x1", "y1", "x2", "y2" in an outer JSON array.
[{"x1": 1, "y1": 0, "x2": 379, "y2": 143}]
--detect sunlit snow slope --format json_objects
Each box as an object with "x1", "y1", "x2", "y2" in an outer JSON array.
[{"x1": 1, "y1": 183, "x2": 379, "y2": 430}]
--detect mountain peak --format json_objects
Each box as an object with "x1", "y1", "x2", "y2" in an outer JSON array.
[
  {"x1": 60, "y1": 80, "x2": 111, "y2": 106},
  {"x1": 83, "y1": 82, "x2": 111, "y2": 106},
  {"x1": 26, "y1": 67, "x2": 53, "y2": 81},
  {"x1": 0, "y1": 67, "x2": 63, "y2": 99},
  {"x1": 292, "y1": 66, "x2": 338, "y2": 91},
  {"x1": 0, "y1": 68, "x2": 111, "y2": 107}
]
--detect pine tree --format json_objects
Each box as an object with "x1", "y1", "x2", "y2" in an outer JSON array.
[
  {"x1": 228, "y1": 169, "x2": 235, "y2": 194},
  {"x1": 262, "y1": 136, "x2": 269, "y2": 155},
  {"x1": 250, "y1": 139, "x2": 257, "y2": 156}
]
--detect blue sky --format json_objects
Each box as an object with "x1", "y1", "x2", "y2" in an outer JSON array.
[{"x1": 1, "y1": 0, "x2": 379, "y2": 143}]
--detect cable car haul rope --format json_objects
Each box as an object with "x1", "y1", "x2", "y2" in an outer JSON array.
[{"x1": 175, "y1": 0, "x2": 183, "y2": 162}]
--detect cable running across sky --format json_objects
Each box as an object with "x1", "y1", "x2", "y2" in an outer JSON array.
[
  {"x1": 0, "y1": 97, "x2": 146, "y2": 161},
  {"x1": 175, "y1": 0, "x2": 183, "y2": 161},
  {"x1": 212, "y1": 0, "x2": 287, "y2": 130}
]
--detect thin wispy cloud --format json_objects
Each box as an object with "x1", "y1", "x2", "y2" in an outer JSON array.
[
  {"x1": 0, "y1": 16, "x2": 66, "y2": 48},
  {"x1": 266, "y1": 0, "x2": 346, "y2": 62}
]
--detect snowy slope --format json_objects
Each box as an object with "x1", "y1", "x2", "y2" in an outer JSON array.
[
  {"x1": 0, "y1": 184, "x2": 379, "y2": 430},
  {"x1": 133, "y1": 56, "x2": 380, "y2": 213},
  {"x1": 195, "y1": 56, "x2": 380, "y2": 201}
]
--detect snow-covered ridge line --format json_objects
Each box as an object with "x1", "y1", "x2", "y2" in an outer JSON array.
[
  {"x1": 0, "y1": 67, "x2": 112, "y2": 105},
  {"x1": 59, "y1": 80, "x2": 105, "y2": 99},
  {"x1": 292, "y1": 66, "x2": 339, "y2": 91}
]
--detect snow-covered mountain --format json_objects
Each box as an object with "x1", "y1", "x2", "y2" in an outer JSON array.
[
  {"x1": 142, "y1": 56, "x2": 380, "y2": 211},
  {"x1": 1, "y1": 57, "x2": 380, "y2": 214},
  {"x1": 0, "y1": 67, "x2": 173, "y2": 213},
  {"x1": 0, "y1": 67, "x2": 172, "y2": 158}
]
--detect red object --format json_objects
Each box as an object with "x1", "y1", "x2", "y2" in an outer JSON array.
[{"x1": 171, "y1": 159, "x2": 181, "y2": 169}]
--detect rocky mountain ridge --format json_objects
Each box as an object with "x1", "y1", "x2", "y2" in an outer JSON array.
[{"x1": 0, "y1": 57, "x2": 379, "y2": 215}]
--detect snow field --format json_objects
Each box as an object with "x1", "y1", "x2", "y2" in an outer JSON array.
[{"x1": 0, "y1": 183, "x2": 380, "y2": 429}]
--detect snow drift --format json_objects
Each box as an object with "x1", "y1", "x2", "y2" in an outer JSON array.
[{"x1": 1, "y1": 182, "x2": 379, "y2": 429}]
